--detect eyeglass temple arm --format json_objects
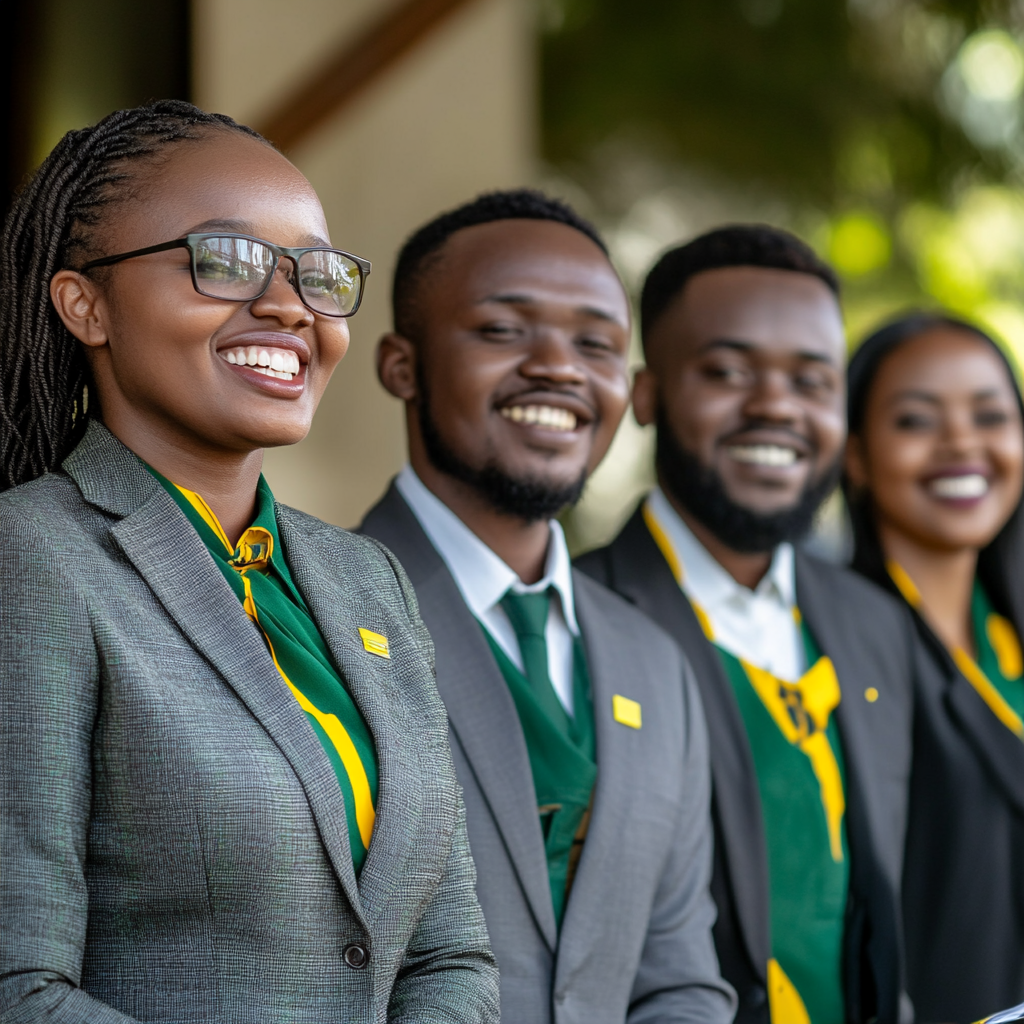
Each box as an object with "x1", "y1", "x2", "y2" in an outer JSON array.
[{"x1": 79, "y1": 238, "x2": 189, "y2": 272}]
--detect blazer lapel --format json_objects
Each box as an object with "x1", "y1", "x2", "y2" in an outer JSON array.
[
  {"x1": 794, "y1": 555, "x2": 886, "y2": 890},
  {"x1": 360, "y1": 485, "x2": 558, "y2": 948},
  {"x1": 916, "y1": 624, "x2": 1024, "y2": 817},
  {"x1": 63, "y1": 423, "x2": 365, "y2": 922},
  {"x1": 277, "y1": 507, "x2": 430, "y2": 931},
  {"x1": 600, "y1": 507, "x2": 771, "y2": 976}
]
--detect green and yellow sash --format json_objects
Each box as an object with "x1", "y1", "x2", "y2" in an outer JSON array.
[
  {"x1": 151, "y1": 469, "x2": 378, "y2": 872},
  {"x1": 888, "y1": 561, "x2": 1024, "y2": 739},
  {"x1": 644, "y1": 501, "x2": 848, "y2": 1024}
]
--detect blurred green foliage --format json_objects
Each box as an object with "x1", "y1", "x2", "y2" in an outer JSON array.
[{"x1": 540, "y1": 0, "x2": 1024, "y2": 359}]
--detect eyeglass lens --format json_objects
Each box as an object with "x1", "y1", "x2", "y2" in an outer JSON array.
[{"x1": 194, "y1": 236, "x2": 362, "y2": 316}]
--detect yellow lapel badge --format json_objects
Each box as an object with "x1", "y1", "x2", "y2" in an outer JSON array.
[
  {"x1": 613, "y1": 694, "x2": 642, "y2": 729},
  {"x1": 359, "y1": 628, "x2": 390, "y2": 659}
]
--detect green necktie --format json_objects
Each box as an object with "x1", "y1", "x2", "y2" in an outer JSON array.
[{"x1": 500, "y1": 588, "x2": 569, "y2": 726}]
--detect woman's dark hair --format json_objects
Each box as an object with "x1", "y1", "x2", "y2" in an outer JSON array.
[
  {"x1": 0, "y1": 99, "x2": 266, "y2": 492},
  {"x1": 844, "y1": 311, "x2": 1024, "y2": 619}
]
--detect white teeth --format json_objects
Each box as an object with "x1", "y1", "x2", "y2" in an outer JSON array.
[
  {"x1": 930, "y1": 474, "x2": 989, "y2": 499},
  {"x1": 220, "y1": 346, "x2": 300, "y2": 380},
  {"x1": 728, "y1": 444, "x2": 799, "y2": 467},
  {"x1": 500, "y1": 405, "x2": 578, "y2": 432}
]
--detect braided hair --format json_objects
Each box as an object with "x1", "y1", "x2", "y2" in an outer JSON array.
[{"x1": 0, "y1": 99, "x2": 265, "y2": 491}]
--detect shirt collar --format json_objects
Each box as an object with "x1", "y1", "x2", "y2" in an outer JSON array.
[
  {"x1": 646, "y1": 485, "x2": 796, "y2": 611},
  {"x1": 396, "y1": 465, "x2": 579, "y2": 634}
]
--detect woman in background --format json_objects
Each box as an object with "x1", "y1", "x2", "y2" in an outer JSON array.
[
  {"x1": 844, "y1": 312, "x2": 1024, "y2": 1024},
  {"x1": 0, "y1": 99, "x2": 497, "y2": 1023}
]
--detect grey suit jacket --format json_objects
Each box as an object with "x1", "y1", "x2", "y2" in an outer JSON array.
[
  {"x1": 360, "y1": 484, "x2": 736, "y2": 1024},
  {"x1": 0, "y1": 422, "x2": 499, "y2": 1024},
  {"x1": 577, "y1": 505, "x2": 915, "y2": 1024}
]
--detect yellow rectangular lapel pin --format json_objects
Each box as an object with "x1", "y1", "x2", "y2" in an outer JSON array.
[
  {"x1": 359, "y1": 628, "x2": 390, "y2": 659},
  {"x1": 613, "y1": 694, "x2": 642, "y2": 729}
]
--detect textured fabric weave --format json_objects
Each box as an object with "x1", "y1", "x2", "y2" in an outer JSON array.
[
  {"x1": 0, "y1": 421, "x2": 499, "y2": 1024},
  {"x1": 149, "y1": 467, "x2": 379, "y2": 871}
]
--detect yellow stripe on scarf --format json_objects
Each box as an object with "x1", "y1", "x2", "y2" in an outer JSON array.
[
  {"x1": 176, "y1": 484, "x2": 376, "y2": 850},
  {"x1": 742, "y1": 656, "x2": 846, "y2": 862},
  {"x1": 768, "y1": 958, "x2": 811, "y2": 1024},
  {"x1": 888, "y1": 560, "x2": 1024, "y2": 740},
  {"x1": 238, "y1": 574, "x2": 376, "y2": 847}
]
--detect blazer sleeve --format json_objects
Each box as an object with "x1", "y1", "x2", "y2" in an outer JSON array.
[
  {"x1": 627, "y1": 659, "x2": 739, "y2": 1024},
  {"x1": 0, "y1": 506, "x2": 141, "y2": 1024}
]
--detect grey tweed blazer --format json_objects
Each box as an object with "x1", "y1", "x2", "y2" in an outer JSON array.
[{"x1": 0, "y1": 422, "x2": 499, "y2": 1024}]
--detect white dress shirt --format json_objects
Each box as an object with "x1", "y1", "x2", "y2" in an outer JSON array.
[
  {"x1": 396, "y1": 466, "x2": 581, "y2": 714},
  {"x1": 645, "y1": 486, "x2": 805, "y2": 681}
]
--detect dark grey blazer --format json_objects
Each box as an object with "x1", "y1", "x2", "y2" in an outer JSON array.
[
  {"x1": 361, "y1": 483, "x2": 736, "y2": 1024},
  {"x1": 577, "y1": 504, "x2": 915, "y2": 1024},
  {"x1": 0, "y1": 423, "x2": 498, "y2": 1024}
]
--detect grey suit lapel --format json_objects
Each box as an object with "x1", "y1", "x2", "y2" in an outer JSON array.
[
  {"x1": 360, "y1": 484, "x2": 558, "y2": 948},
  {"x1": 62, "y1": 422, "x2": 365, "y2": 922},
  {"x1": 598, "y1": 507, "x2": 771, "y2": 975},
  {"x1": 277, "y1": 507, "x2": 428, "y2": 931}
]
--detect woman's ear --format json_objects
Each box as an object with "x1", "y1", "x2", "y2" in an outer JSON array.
[
  {"x1": 632, "y1": 367, "x2": 657, "y2": 427},
  {"x1": 844, "y1": 434, "x2": 868, "y2": 490},
  {"x1": 377, "y1": 332, "x2": 419, "y2": 402},
  {"x1": 50, "y1": 270, "x2": 110, "y2": 348}
]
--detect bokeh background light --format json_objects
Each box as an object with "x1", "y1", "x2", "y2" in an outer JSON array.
[{"x1": 5, "y1": 0, "x2": 1024, "y2": 550}]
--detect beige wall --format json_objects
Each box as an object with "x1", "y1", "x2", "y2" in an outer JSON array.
[{"x1": 193, "y1": 0, "x2": 536, "y2": 526}]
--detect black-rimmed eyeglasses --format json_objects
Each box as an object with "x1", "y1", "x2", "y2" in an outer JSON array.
[{"x1": 79, "y1": 232, "x2": 371, "y2": 318}]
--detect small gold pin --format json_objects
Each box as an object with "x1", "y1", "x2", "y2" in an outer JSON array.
[
  {"x1": 613, "y1": 694, "x2": 642, "y2": 729},
  {"x1": 865, "y1": 687, "x2": 879, "y2": 703},
  {"x1": 359, "y1": 628, "x2": 390, "y2": 659}
]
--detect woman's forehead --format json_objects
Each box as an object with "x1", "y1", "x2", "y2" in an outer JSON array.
[{"x1": 106, "y1": 132, "x2": 328, "y2": 249}]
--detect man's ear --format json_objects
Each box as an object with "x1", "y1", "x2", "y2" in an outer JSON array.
[
  {"x1": 632, "y1": 366, "x2": 657, "y2": 427},
  {"x1": 376, "y1": 332, "x2": 419, "y2": 401},
  {"x1": 844, "y1": 434, "x2": 868, "y2": 490},
  {"x1": 49, "y1": 270, "x2": 109, "y2": 348}
]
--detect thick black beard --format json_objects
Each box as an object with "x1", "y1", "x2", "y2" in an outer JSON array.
[
  {"x1": 416, "y1": 372, "x2": 587, "y2": 523},
  {"x1": 655, "y1": 413, "x2": 841, "y2": 553}
]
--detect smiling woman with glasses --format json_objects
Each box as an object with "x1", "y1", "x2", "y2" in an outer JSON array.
[{"x1": 0, "y1": 99, "x2": 498, "y2": 1024}]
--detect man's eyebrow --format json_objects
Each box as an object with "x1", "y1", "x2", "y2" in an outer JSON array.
[
  {"x1": 479, "y1": 292, "x2": 628, "y2": 326},
  {"x1": 699, "y1": 337, "x2": 839, "y2": 365},
  {"x1": 184, "y1": 219, "x2": 330, "y2": 247}
]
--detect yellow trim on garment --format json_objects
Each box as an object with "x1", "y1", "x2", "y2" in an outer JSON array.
[
  {"x1": 768, "y1": 958, "x2": 811, "y2": 1024},
  {"x1": 642, "y1": 501, "x2": 715, "y2": 640},
  {"x1": 644, "y1": 497, "x2": 845, "y2": 859},
  {"x1": 174, "y1": 485, "x2": 234, "y2": 553},
  {"x1": 238, "y1": 573, "x2": 376, "y2": 847},
  {"x1": 178, "y1": 485, "x2": 376, "y2": 848},
  {"x1": 887, "y1": 561, "x2": 1024, "y2": 740},
  {"x1": 989, "y1": 612, "x2": 1024, "y2": 680},
  {"x1": 743, "y1": 656, "x2": 846, "y2": 862}
]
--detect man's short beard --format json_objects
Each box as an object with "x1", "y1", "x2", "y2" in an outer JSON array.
[
  {"x1": 656, "y1": 412, "x2": 841, "y2": 554},
  {"x1": 416, "y1": 369, "x2": 587, "y2": 523}
]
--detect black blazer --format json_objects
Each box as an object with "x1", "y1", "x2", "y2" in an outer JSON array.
[
  {"x1": 873, "y1": 580, "x2": 1024, "y2": 1024},
  {"x1": 577, "y1": 504, "x2": 915, "y2": 1024}
]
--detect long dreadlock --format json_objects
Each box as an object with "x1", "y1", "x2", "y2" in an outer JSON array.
[{"x1": 0, "y1": 99, "x2": 265, "y2": 491}]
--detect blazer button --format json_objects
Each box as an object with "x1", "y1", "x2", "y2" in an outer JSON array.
[
  {"x1": 746, "y1": 984, "x2": 767, "y2": 1008},
  {"x1": 343, "y1": 943, "x2": 369, "y2": 969}
]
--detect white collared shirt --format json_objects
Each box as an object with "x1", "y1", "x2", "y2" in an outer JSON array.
[
  {"x1": 646, "y1": 486, "x2": 805, "y2": 681},
  {"x1": 396, "y1": 465, "x2": 581, "y2": 714}
]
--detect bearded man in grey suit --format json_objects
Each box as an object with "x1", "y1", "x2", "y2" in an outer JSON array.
[{"x1": 360, "y1": 189, "x2": 735, "y2": 1024}]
